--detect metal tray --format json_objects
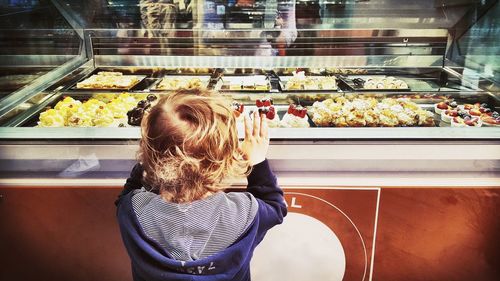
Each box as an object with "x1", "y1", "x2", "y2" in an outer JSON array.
[
  {"x1": 339, "y1": 75, "x2": 411, "y2": 92},
  {"x1": 150, "y1": 75, "x2": 211, "y2": 91},
  {"x1": 218, "y1": 75, "x2": 272, "y2": 93},
  {"x1": 69, "y1": 72, "x2": 148, "y2": 92},
  {"x1": 279, "y1": 75, "x2": 339, "y2": 93}
]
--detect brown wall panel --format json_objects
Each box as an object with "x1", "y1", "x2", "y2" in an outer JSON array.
[
  {"x1": 0, "y1": 187, "x2": 131, "y2": 281},
  {"x1": 373, "y1": 188, "x2": 500, "y2": 281}
]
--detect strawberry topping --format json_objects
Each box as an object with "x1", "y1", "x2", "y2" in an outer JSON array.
[
  {"x1": 298, "y1": 108, "x2": 307, "y2": 118},
  {"x1": 266, "y1": 106, "x2": 276, "y2": 119}
]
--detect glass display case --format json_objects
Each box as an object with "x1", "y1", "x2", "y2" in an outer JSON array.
[
  {"x1": 1, "y1": 2, "x2": 499, "y2": 281},
  {"x1": 0, "y1": 0, "x2": 499, "y2": 177}
]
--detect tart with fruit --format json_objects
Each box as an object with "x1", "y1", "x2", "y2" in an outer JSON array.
[
  {"x1": 462, "y1": 102, "x2": 481, "y2": 110},
  {"x1": 481, "y1": 111, "x2": 500, "y2": 127},
  {"x1": 468, "y1": 108, "x2": 482, "y2": 117},
  {"x1": 280, "y1": 104, "x2": 310, "y2": 128},
  {"x1": 479, "y1": 104, "x2": 493, "y2": 116},
  {"x1": 440, "y1": 109, "x2": 459, "y2": 123},
  {"x1": 451, "y1": 116, "x2": 482, "y2": 127},
  {"x1": 434, "y1": 100, "x2": 459, "y2": 115}
]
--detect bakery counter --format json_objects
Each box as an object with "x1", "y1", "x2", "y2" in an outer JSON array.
[
  {"x1": 1, "y1": 182, "x2": 498, "y2": 281},
  {"x1": 1, "y1": 141, "x2": 499, "y2": 281}
]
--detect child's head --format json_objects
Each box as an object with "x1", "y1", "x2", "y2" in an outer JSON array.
[{"x1": 138, "y1": 88, "x2": 250, "y2": 203}]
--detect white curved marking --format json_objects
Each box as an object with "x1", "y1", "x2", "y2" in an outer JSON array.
[
  {"x1": 285, "y1": 192, "x2": 368, "y2": 281},
  {"x1": 252, "y1": 213, "x2": 346, "y2": 281}
]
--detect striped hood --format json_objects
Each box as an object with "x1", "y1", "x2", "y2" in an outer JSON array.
[{"x1": 117, "y1": 191, "x2": 261, "y2": 281}]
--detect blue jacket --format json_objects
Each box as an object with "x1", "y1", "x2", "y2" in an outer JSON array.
[{"x1": 116, "y1": 160, "x2": 287, "y2": 281}]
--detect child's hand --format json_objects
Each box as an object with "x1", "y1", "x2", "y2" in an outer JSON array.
[{"x1": 239, "y1": 111, "x2": 270, "y2": 165}]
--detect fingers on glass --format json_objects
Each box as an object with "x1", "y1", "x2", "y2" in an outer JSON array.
[
  {"x1": 253, "y1": 111, "x2": 260, "y2": 136},
  {"x1": 244, "y1": 114, "x2": 251, "y2": 139}
]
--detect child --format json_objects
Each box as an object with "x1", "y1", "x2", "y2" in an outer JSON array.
[{"x1": 116, "y1": 89, "x2": 287, "y2": 281}]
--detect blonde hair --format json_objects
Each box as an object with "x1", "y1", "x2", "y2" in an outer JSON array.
[{"x1": 138, "y1": 88, "x2": 250, "y2": 203}]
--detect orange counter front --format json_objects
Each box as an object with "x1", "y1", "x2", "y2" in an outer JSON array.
[{"x1": 1, "y1": 185, "x2": 499, "y2": 281}]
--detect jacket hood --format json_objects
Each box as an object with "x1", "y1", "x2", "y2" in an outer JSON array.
[{"x1": 117, "y1": 192, "x2": 259, "y2": 281}]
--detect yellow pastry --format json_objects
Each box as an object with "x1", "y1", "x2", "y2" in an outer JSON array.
[
  {"x1": 82, "y1": 99, "x2": 107, "y2": 113},
  {"x1": 107, "y1": 100, "x2": 129, "y2": 118},
  {"x1": 92, "y1": 93, "x2": 118, "y2": 103},
  {"x1": 38, "y1": 109, "x2": 65, "y2": 127},
  {"x1": 67, "y1": 109, "x2": 93, "y2": 127},
  {"x1": 54, "y1": 97, "x2": 82, "y2": 123},
  {"x1": 92, "y1": 105, "x2": 114, "y2": 127},
  {"x1": 115, "y1": 93, "x2": 137, "y2": 108}
]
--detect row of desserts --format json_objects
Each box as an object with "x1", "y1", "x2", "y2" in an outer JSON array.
[
  {"x1": 37, "y1": 93, "x2": 156, "y2": 127},
  {"x1": 232, "y1": 99, "x2": 310, "y2": 128},
  {"x1": 38, "y1": 92, "x2": 497, "y2": 128},
  {"x1": 435, "y1": 101, "x2": 499, "y2": 127},
  {"x1": 309, "y1": 97, "x2": 435, "y2": 127},
  {"x1": 168, "y1": 75, "x2": 406, "y2": 91},
  {"x1": 75, "y1": 71, "x2": 411, "y2": 92}
]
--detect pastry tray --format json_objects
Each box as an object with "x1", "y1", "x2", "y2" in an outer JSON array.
[
  {"x1": 339, "y1": 75, "x2": 411, "y2": 92},
  {"x1": 218, "y1": 75, "x2": 272, "y2": 93},
  {"x1": 278, "y1": 75, "x2": 339, "y2": 93},
  {"x1": 149, "y1": 75, "x2": 211, "y2": 91},
  {"x1": 69, "y1": 74, "x2": 148, "y2": 91}
]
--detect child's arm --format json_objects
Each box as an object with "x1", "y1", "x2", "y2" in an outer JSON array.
[
  {"x1": 239, "y1": 111, "x2": 286, "y2": 230},
  {"x1": 115, "y1": 163, "x2": 144, "y2": 205},
  {"x1": 246, "y1": 159, "x2": 287, "y2": 230}
]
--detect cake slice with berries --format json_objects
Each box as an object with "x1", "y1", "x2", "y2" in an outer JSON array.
[
  {"x1": 256, "y1": 98, "x2": 280, "y2": 128},
  {"x1": 281, "y1": 104, "x2": 310, "y2": 128}
]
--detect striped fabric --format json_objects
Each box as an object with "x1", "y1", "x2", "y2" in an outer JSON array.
[{"x1": 131, "y1": 189, "x2": 258, "y2": 261}]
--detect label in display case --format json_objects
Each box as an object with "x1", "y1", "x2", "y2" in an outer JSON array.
[{"x1": 251, "y1": 188, "x2": 380, "y2": 281}]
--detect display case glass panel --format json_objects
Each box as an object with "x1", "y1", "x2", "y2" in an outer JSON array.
[{"x1": 0, "y1": 0, "x2": 498, "y2": 135}]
